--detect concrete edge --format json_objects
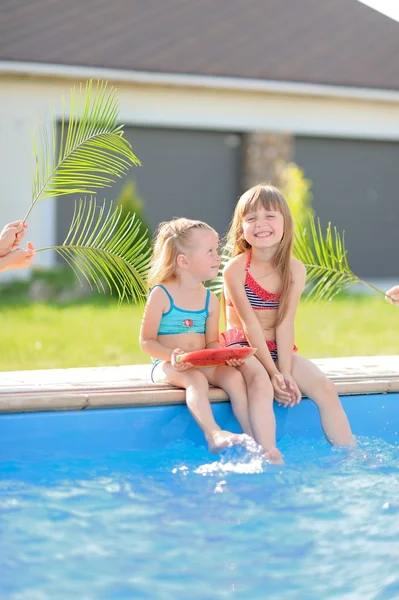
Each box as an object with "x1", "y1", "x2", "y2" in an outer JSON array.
[{"x1": 1, "y1": 377, "x2": 398, "y2": 414}]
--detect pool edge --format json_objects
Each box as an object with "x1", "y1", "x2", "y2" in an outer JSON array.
[{"x1": 1, "y1": 356, "x2": 399, "y2": 413}]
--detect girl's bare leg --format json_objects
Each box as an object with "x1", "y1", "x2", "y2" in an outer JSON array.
[
  {"x1": 291, "y1": 354, "x2": 355, "y2": 446},
  {"x1": 203, "y1": 364, "x2": 254, "y2": 438},
  {"x1": 238, "y1": 357, "x2": 284, "y2": 464},
  {"x1": 153, "y1": 362, "x2": 243, "y2": 452}
]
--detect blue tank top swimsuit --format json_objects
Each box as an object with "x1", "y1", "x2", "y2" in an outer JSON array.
[
  {"x1": 153, "y1": 284, "x2": 210, "y2": 335},
  {"x1": 150, "y1": 284, "x2": 211, "y2": 381}
]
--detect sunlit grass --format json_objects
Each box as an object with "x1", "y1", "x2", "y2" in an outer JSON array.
[
  {"x1": 296, "y1": 295, "x2": 399, "y2": 358},
  {"x1": 0, "y1": 294, "x2": 397, "y2": 372},
  {"x1": 0, "y1": 300, "x2": 147, "y2": 372}
]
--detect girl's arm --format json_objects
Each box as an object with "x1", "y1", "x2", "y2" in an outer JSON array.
[
  {"x1": 276, "y1": 259, "x2": 306, "y2": 374},
  {"x1": 224, "y1": 258, "x2": 280, "y2": 378},
  {"x1": 139, "y1": 287, "x2": 175, "y2": 361},
  {"x1": 205, "y1": 292, "x2": 221, "y2": 349}
]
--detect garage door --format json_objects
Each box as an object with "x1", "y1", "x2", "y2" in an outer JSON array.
[
  {"x1": 56, "y1": 126, "x2": 242, "y2": 247},
  {"x1": 294, "y1": 136, "x2": 399, "y2": 279}
]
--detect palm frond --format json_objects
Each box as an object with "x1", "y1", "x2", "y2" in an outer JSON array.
[
  {"x1": 37, "y1": 198, "x2": 150, "y2": 303},
  {"x1": 26, "y1": 79, "x2": 140, "y2": 220},
  {"x1": 294, "y1": 214, "x2": 385, "y2": 301},
  {"x1": 209, "y1": 215, "x2": 386, "y2": 303},
  {"x1": 208, "y1": 246, "x2": 232, "y2": 296}
]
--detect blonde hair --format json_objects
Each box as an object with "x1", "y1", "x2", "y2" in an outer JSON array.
[
  {"x1": 147, "y1": 217, "x2": 217, "y2": 289},
  {"x1": 225, "y1": 184, "x2": 294, "y2": 325}
]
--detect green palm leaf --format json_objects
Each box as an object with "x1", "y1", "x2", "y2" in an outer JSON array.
[
  {"x1": 37, "y1": 198, "x2": 150, "y2": 303},
  {"x1": 209, "y1": 216, "x2": 386, "y2": 302},
  {"x1": 25, "y1": 79, "x2": 140, "y2": 221},
  {"x1": 208, "y1": 247, "x2": 232, "y2": 296},
  {"x1": 294, "y1": 214, "x2": 385, "y2": 301}
]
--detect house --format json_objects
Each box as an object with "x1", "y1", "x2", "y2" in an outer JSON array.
[{"x1": 1, "y1": 0, "x2": 399, "y2": 284}]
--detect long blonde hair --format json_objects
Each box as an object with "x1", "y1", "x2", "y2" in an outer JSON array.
[
  {"x1": 147, "y1": 217, "x2": 217, "y2": 289},
  {"x1": 225, "y1": 184, "x2": 294, "y2": 325}
]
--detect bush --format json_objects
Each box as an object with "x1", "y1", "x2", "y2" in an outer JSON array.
[
  {"x1": 116, "y1": 180, "x2": 152, "y2": 244},
  {"x1": 0, "y1": 265, "x2": 93, "y2": 304},
  {"x1": 278, "y1": 161, "x2": 313, "y2": 227}
]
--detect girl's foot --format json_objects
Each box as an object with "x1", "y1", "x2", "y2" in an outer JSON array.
[
  {"x1": 265, "y1": 448, "x2": 285, "y2": 465},
  {"x1": 207, "y1": 430, "x2": 247, "y2": 453}
]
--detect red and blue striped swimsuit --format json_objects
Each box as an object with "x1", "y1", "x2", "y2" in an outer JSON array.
[{"x1": 221, "y1": 250, "x2": 297, "y2": 361}]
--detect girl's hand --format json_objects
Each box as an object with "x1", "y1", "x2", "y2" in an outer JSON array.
[
  {"x1": 280, "y1": 372, "x2": 302, "y2": 407},
  {"x1": 0, "y1": 221, "x2": 27, "y2": 257},
  {"x1": 0, "y1": 243, "x2": 35, "y2": 272},
  {"x1": 225, "y1": 358, "x2": 245, "y2": 367},
  {"x1": 386, "y1": 285, "x2": 399, "y2": 306},
  {"x1": 271, "y1": 372, "x2": 292, "y2": 405},
  {"x1": 171, "y1": 348, "x2": 193, "y2": 372}
]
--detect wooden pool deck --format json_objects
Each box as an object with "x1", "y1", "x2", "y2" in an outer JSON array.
[{"x1": 0, "y1": 355, "x2": 399, "y2": 413}]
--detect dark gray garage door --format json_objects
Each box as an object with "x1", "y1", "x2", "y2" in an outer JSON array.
[
  {"x1": 294, "y1": 137, "x2": 399, "y2": 278},
  {"x1": 56, "y1": 126, "x2": 242, "y2": 247}
]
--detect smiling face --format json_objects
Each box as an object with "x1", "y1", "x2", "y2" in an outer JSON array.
[
  {"x1": 242, "y1": 206, "x2": 284, "y2": 249},
  {"x1": 226, "y1": 184, "x2": 293, "y2": 259},
  {"x1": 179, "y1": 228, "x2": 221, "y2": 281}
]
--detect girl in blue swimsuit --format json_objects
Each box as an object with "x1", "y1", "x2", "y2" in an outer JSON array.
[{"x1": 140, "y1": 218, "x2": 253, "y2": 453}]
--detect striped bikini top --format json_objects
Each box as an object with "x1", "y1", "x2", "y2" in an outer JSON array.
[{"x1": 227, "y1": 250, "x2": 280, "y2": 310}]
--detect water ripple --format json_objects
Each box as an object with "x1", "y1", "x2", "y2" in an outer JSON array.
[{"x1": 1, "y1": 435, "x2": 399, "y2": 599}]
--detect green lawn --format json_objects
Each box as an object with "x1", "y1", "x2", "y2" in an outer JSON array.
[{"x1": 0, "y1": 295, "x2": 397, "y2": 372}]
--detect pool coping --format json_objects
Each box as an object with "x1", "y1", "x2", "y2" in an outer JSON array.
[{"x1": 0, "y1": 355, "x2": 398, "y2": 413}]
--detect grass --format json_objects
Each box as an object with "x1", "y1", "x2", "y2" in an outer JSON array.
[{"x1": 0, "y1": 293, "x2": 398, "y2": 372}]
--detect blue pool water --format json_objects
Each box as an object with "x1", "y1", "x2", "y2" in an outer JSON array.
[{"x1": 1, "y1": 394, "x2": 399, "y2": 600}]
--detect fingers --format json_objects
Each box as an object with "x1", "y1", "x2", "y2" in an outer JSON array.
[
  {"x1": 0, "y1": 221, "x2": 28, "y2": 255},
  {"x1": 4, "y1": 221, "x2": 27, "y2": 230},
  {"x1": 295, "y1": 387, "x2": 302, "y2": 405},
  {"x1": 275, "y1": 395, "x2": 291, "y2": 407},
  {"x1": 225, "y1": 358, "x2": 244, "y2": 367},
  {"x1": 289, "y1": 384, "x2": 301, "y2": 406},
  {"x1": 386, "y1": 286, "x2": 399, "y2": 305},
  {"x1": 6, "y1": 221, "x2": 26, "y2": 237},
  {"x1": 276, "y1": 382, "x2": 301, "y2": 407},
  {"x1": 273, "y1": 376, "x2": 290, "y2": 396},
  {"x1": 274, "y1": 386, "x2": 291, "y2": 401},
  {"x1": 14, "y1": 222, "x2": 27, "y2": 238},
  {"x1": 180, "y1": 362, "x2": 193, "y2": 370},
  {"x1": 25, "y1": 243, "x2": 35, "y2": 264},
  {"x1": 171, "y1": 348, "x2": 185, "y2": 361},
  {"x1": 1, "y1": 246, "x2": 35, "y2": 271},
  {"x1": 292, "y1": 391, "x2": 302, "y2": 407},
  {"x1": 172, "y1": 348, "x2": 185, "y2": 355},
  {"x1": 272, "y1": 372, "x2": 286, "y2": 390},
  {"x1": 285, "y1": 382, "x2": 299, "y2": 406},
  {"x1": 290, "y1": 393, "x2": 300, "y2": 407},
  {"x1": 171, "y1": 348, "x2": 192, "y2": 371}
]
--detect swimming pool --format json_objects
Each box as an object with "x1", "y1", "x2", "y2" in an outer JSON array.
[{"x1": 1, "y1": 393, "x2": 399, "y2": 600}]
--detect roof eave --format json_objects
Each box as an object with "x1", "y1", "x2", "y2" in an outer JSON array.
[{"x1": 2, "y1": 60, "x2": 399, "y2": 104}]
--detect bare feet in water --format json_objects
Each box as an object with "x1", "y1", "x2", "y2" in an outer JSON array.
[
  {"x1": 207, "y1": 430, "x2": 248, "y2": 453},
  {"x1": 265, "y1": 447, "x2": 285, "y2": 465}
]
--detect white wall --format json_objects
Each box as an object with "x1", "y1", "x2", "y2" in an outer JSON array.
[
  {"x1": 0, "y1": 79, "x2": 56, "y2": 273},
  {"x1": 1, "y1": 73, "x2": 399, "y2": 275}
]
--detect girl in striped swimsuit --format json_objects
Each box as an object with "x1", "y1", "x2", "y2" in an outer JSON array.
[{"x1": 221, "y1": 184, "x2": 355, "y2": 460}]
